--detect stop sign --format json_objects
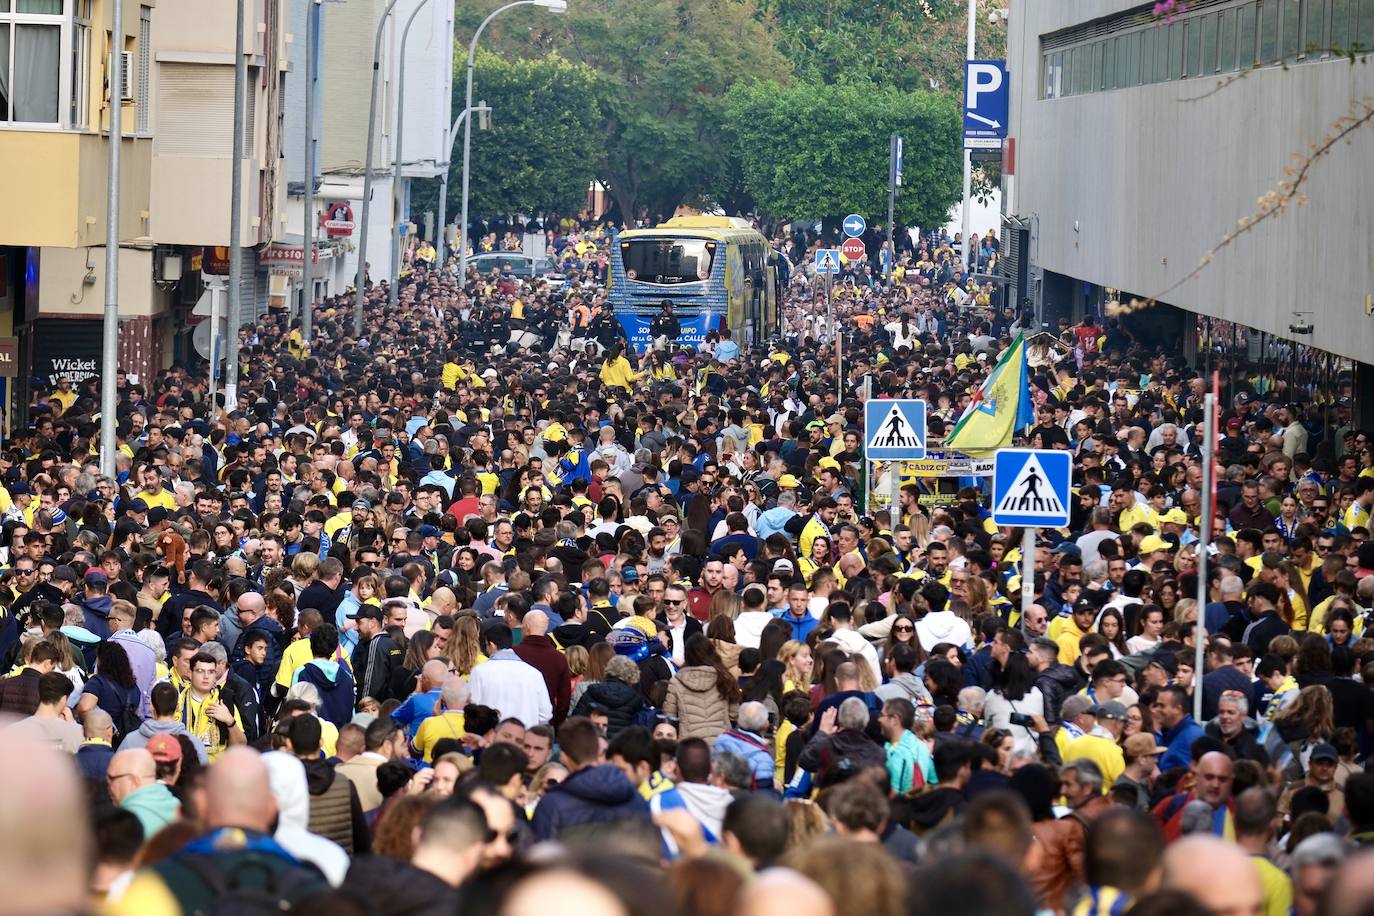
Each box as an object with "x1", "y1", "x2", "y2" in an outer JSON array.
[{"x1": 841, "y1": 237, "x2": 866, "y2": 261}]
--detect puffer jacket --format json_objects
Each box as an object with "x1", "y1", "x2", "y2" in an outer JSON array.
[
  {"x1": 1035, "y1": 663, "x2": 1083, "y2": 722},
  {"x1": 571, "y1": 676, "x2": 644, "y2": 739},
  {"x1": 663, "y1": 666, "x2": 739, "y2": 746}
]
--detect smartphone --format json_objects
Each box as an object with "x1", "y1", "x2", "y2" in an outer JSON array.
[{"x1": 1009, "y1": 713, "x2": 1034, "y2": 727}]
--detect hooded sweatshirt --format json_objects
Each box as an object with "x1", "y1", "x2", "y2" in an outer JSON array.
[
  {"x1": 118, "y1": 718, "x2": 209, "y2": 765},
  {"x1": 915, "y1": 611, "x2": 973, "y2": 652},
  {"x1": 80, "y1": 594, "x2": 113, "y2": 640},
  {"x1": 262, "y1": 751, "x2": 350, "y2": 886},
  {"x1": 295, "y1": 660, "x2": 357, "y2": 726},
  {"x1": 530, "y1": 763, "x2": 650, "y2": 840},
  {"x1": 650, "y1": 781, "x2": 733, "y2": 856},
  {"x1": 119, "y1": 781, "x2": 180, "y2": 840}
]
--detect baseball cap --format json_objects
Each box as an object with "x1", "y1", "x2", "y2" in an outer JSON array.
[
  {"x1": 349, "y1": 605, "x2": 383, "y2": 621},
  {"x1": 1123, "y1": 734, "x2": 1167, "y2": 758},
  {"x1": 1226, "y1": 418, "x2": 1243, "y2": 430},
  {"x1": 1094, "y1": 700, "x2": 1128, "y2": 721},
  {"x1": 1138, "y1": 534, "x2": 1171, "y2": 555},
  {"x1": 1149, "y1": 650, "x2": 1178, "y2": 675},
  {"x1": 620, "y1": 566, "x2": 640, "y2": 583},
  {"x1": 145, "y1": 733, "x2": 183, "y2": 764},
  {"x1": 778, "y1": 474, "x2": 801, "y2": 489},
  {"x1": 83, "y1": 569, "x2": 109, "y2": 586},
  {"x1": 148, "y1": 507, "x2": 171, "y2": 526},
  {"x1": 127, "y1": 498, "x2": 149, "y2": 513},
  {"x1": 772, "y1": 559, "x2": 795, "y2": 575},
  {"x1": 352, "y1": 498, "x2": 372, "y2": 511},
  {"x1": 416, "y1": 524, "x2": 440, "y2": 539},
  {"x1": 1310, "y1": 742, "x2": 1339, "y2": 763},
  {"x1": 1051, "y1": 542, "x2": 1081, "y2": 557},
  {"x1": 817, "y1": 456, "x2": 842, "y2": 472},
  {"x1": 1161, "y1": 508, "x2": 1188, "y2": 525},
  {"x1": 1072, "y1": 597, "x2": 1097, "y2": 615}
]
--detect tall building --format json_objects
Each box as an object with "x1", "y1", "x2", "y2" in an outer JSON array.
[
  {"x1": 1004, "y1": 0, "x2": 1374, "y2": 396},
  {"x1": 0, "y1": 0, "x2": 286, "y2": 416}
]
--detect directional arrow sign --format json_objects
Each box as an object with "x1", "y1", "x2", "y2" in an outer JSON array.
[
  {"x1": 964, "y1": 60, "x2": 1009, "y2": 151},
  {"x1": 843, "y1": 214, "x2": 866, "y2": 238}
]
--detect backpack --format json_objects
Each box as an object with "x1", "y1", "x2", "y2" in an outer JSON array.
[
  {"x1": 172, "y1": 851, "x2": 327, "y2": 915},
  {"x1": 111, "y1": 686, "x2": 142, "y2": 745}
]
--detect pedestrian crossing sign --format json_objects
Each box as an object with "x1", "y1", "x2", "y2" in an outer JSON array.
[
  {"x1": 992, "y1": 448, "x2": 1072, "y2": 528},
  {"x1": 815, "y1": 249, "x2": 841, "y2": 275},
  {"x1": 864, "y1": 399, "x2": 927, "y2": 460}
]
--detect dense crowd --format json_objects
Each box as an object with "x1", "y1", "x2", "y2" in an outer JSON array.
[{"x1": 3, "y1": 214, "x2": 1374, "y2": 916}]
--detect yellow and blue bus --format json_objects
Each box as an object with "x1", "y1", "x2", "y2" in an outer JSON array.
[{"x1": 610, "y1": 216, "x2": 782, "y2": 350}]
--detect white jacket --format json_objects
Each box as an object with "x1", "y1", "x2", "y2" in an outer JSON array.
[
  {"x1": 469, "y1": 650, "x2": 553, "y2": 727},
  {"x1": 916, "y1": 611, "x2": 973, "y2": 652}
]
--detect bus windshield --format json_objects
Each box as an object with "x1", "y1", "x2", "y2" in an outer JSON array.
[{"x1": 620, "y1": 238, "x2": 713, "y2": 284}]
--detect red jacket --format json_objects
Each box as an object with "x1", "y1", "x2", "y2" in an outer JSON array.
[
  {"x1": 687, "y1": 585, "x2": 719, "y2": 623},
  {"x1": 513, "y1": 634, "x2": 572, "y2": 725}
]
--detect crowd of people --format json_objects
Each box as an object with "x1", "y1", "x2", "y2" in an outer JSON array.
[{"x1": 3, "y1": 213, "x2": 1374, "y2": 916}]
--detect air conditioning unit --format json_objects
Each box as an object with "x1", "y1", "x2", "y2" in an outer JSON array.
[{"x1": 120, "y1": 51, "x2": 135, "y2": 101}]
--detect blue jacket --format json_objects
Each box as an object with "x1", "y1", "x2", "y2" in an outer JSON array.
[
  {"x1": 1158, "y1": 714, "x2": 1206, "y2": 772},
  {"x1": 713, "y1": 728, "x2": 775, "y2": 790},
  {"x1": 232, "y1": 616, "x2": 286, "y2": 697},
  {"x1": 530, "y1": 764, "x2": 650, "y2": 840},
  {"x1": 772, "y1": 609, "x2": 818, "y2": 643},
  {"x1": 295, "y1": 660, "x2": 357, "y2": 726},
  {"x1": 391, "y1": 687, "x2": 442, "y2": 739}
]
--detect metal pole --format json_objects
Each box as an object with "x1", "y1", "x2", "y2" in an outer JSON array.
[
  {"x1": 208, "y1": 279, "x2": 220, "y2": 412},
  {"x1": 99, "y1": 0, "x2": 124, "y2": 478},
  {"x1": 224, "y1": 0, "x2": 246, "y2": 412},
  {"x1": 1021, "y1": 526, "x2": 1035, "y2": 621},
  {"x1": 890, "y1": 462, "x2": 901, "y2": 528},
  {"x1": 437, "y1": 104, "x2": 483, "y2": 267},
  {"x1": 887, "y1": 134, "x2": 898, "y2": 281},
  {"x1": 354, "y1": 0, "x2": 404, "y2": 337},
  {"x1": 460, "y1": 1, "x2": 543, "y2": 285},
  {"x1": 1193, "y1": 391, "x2": 1215, "y2": 722},
  {"x1": 390, "y1": 0, "x2": 428, "y2": 308},
  {"x1": 960, "y1": 0, "x2": 975, "y2": 270},
  {"x1": 301, "y1": 0, "x2": 317, "y2": 345}
]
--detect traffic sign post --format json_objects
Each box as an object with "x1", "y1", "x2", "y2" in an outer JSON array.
[
  {"x1": 841, "y1": 237, "x2": 866, "y2": 262},
  {"x1": 843, "y1": 214, "x2": 866, "y2": 238},
  {"x1": 992, "y1": 448, "x2": 1072, "y2": 622},
  {"x1": 864, "y1": 400, "x2": 927, "y2": 460},
  {"x1": 964, "y1": 60, "x2": 1009, "y2": 150}
]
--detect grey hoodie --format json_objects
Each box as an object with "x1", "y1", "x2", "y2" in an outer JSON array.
[
  {"x1": 118, "y1": 718, "x2": 209, "y2": 765},
  {"x1": 874, "y1": 672, "x2": 933, "y2": 708}
]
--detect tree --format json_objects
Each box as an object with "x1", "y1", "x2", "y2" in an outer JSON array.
[
  {"x1": 755, "y1": 0, "x2": 1007, "y2": 94},
  {"x1": 723, "y1": 80, "x2": 962, "y2": 229},
  {"x1": 411, "y1": 51, "x2": 604, "y2": 221},
  {"x1": 457, "y1": 0, "x2": 790, "y2": 221}
]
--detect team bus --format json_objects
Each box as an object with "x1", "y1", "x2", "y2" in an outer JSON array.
[{"x1": 609, "y1": 215, "x2": 782, "y2": 351}]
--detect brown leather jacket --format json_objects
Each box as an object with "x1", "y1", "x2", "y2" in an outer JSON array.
[{"x1": 1025, "y1": 795, "x2": 1113, "y2": 913}]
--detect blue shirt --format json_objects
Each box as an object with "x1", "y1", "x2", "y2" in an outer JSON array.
[{"x1": 1158, "y1": 714, "x2": 1206, "y2": 772}]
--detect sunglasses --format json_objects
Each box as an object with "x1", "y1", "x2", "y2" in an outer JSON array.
[
  {"x1": 16, "y1": 569, "x2": 34, "y2": 576},
  {"x1": 893, "y1": 625, "x2": 915, "y2": 634},
  {"x1": 663, "y1": 598, "x2": 686, "y2": 606}
]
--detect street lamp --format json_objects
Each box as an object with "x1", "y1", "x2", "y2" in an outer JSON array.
[
  {"x1": 388, "y1": 0, "x2": 432, "y2": 307},
  {"x1": 354, "y1": 0, "x2": 407, "y2": 337},
  {"x1": 436, "y1": 101, "x2": 490, "y2": 266},
  {"x1": 457, "y1": 0, "x2": 567, "y2": 282}
]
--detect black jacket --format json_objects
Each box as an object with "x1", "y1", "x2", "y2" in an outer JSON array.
[
  {"x1": 353, "y1": 631, "x2": 402, "y2": 702},
  {"x1": 1036, "y1": 663, "x2": 1084, "y2": 723},
  {"x1": 572, "y1": 677, "x2": 644, "y2": 738},
  {"x1": 649, "y1": 313, "x2": 680, "y2": 340}
]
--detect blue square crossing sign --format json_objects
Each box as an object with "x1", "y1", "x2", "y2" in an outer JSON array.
[
  {"x1": 864, "y1": 400, "x2": 927, "y2": 460},
  {"x1": 991, "y1": 448, "x2": 1072, "y2": 528}
]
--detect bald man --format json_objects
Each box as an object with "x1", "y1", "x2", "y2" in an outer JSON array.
[
  {"x1": 391, "y1": 658, "x2": 453, "y2": 740},
  {"x1": 1162, "y1": 835, "x2": 1264, "y2": 916},
  {"x1": 513, "y1": 609, "x2": 572, "y2": 725},
  {"x1": 76, "y1": 707, "x2": 116, "y2": 782},
  {"x1": 109, "y1": 747, "x2": 180, "y2": 839},
  {"x1": 111, "y1": 747, "x2": 330, "y2": 914},
  {"x1": 0, "y1": 730, "x2": 90, "y2": 913},
  {"x1": 738, "y1": 869, "x2": 836, "y2": 916}
]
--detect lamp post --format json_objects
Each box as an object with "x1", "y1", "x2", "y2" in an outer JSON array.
[
  {"x1": 436, "y1": 101, "x2": 489, "y2": 266},
  {"x1": 223, "y1": 0, "x2": 247, "y2": 412},
  {"x1": 353, "y1": 0, "x2": 404, "y2": 337},
  {"x1": 99, "y1": 0, "x2": 124, "y2": 477},
  {"x1": 301, "y1": 0, "x2": 320, "y2": 344},
  {"x1": 960, "y1": 0, "x2": 974, "y2": 271},
  {"x1": 457, "y1": 0, "x2": 567, "y2": 282},
  {"x1": 388, "y1": 0, "x2": 431, "y2": 308}
]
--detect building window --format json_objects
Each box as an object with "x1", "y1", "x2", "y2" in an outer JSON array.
[
  {"x1": 0, "y1": 0, "x2": 68, "y2": 125},
  {"x1": 69, "y1": 0, "x2": 87, "y2": 126}
]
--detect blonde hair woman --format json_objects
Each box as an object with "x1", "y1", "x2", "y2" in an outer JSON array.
[
  {"x1": 778, "y1": 640, "x2": 814, "y2": 694},
  {"x1": 444, "y1": 614, "x2": 488, "y2": 677}
]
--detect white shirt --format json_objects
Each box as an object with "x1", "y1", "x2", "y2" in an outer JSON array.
[
  {"x1": 828, "y1": 626, "x2": 880, "y2": 683},
  {"x1": 733, "y1": 611, "x2": 775, "y2": 650},
  {"x1": 468, "y1": 650, "x2": 553, "y2": 727}
]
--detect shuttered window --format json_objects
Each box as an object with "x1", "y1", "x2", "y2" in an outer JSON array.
[{"x1": 155, "y1": 61, "x2": 252, "y2": 156}]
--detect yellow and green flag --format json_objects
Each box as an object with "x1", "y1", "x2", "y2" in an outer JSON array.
[{"x1": 945, "y1": 332, "x2": 1033, "y2": 453}]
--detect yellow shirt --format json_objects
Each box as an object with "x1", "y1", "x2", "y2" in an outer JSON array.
[
  {"x1": 176, "y1": 687, "x2": 242, "y2": 761},
  {"x1": 599, "y1": 357, "x2": 637, "y2": 392},
  {"x1": 50, "y1": 388, "x2": 78, "y2": 411},
  {"x1": 1251, "y1": 854, "x2": 1293, "y2": 916},
  {"x1": 136, "y1": 488, "x2": 178, "y2": 512},
  {"x1": 1055, "y1": 618, "x2": 1090, "y2": 667},
  {"x1": 1063, "y1": 733, "x2": 1125, "y2": 788},
  {"x1": 1118, "y1": 503, "x2": 1157, "y2": 532},
  {"x1": 413, "y1": 711, "x2": 466, "y2": 762}
]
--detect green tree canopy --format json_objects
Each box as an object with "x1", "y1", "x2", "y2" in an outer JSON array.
[
  {"x1": 458, "y1": 0, "x2": 789, "y2": 221},
  {"x1": 414, "y1": 50, "x2": 603, "y2": 219},
  {"x1": 724, "y1": 80, "x2": 962, "y2": 229}
]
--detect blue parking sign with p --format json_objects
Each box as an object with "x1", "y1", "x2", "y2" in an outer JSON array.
[{"x1": 964, "y1": 60, "x2": 1008, "y2": 150}]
